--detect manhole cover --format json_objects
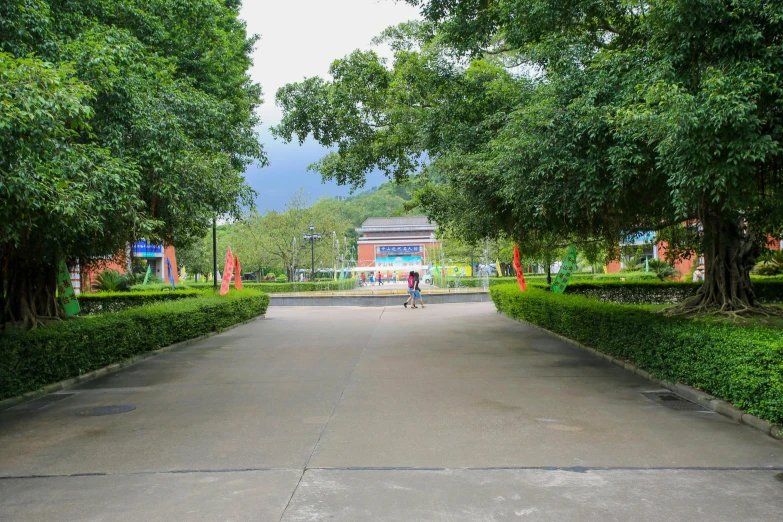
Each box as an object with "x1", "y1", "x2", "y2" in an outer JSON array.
[
  {"x1": 76, "y1": 405, "x2": 136, "y2": 416},
  {"x1": 9, "y1": 393, "x2": 74, "y2": 412},
  {"x1": 641, "y1": 391, "x2": 709, "y2": 412}
]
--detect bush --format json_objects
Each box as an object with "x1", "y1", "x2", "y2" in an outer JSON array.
[
  {"x1": 91, "y1": 270, "x2": 131, "y2": 292},
  {"x1": 490, "y1": 285, "x2": 783, "y2": 424},
  {"x1": 0, "y1": 290, "x2": 269, "y2": 400},
  {"x1": 79, "y1": 290, "x2": 202, "y2": 314},
  {"x1": 561, "y1": 279, "x2": 783, "y2": 304}
]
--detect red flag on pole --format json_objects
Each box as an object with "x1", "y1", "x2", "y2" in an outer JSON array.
[
  {"x1": 220, "y1": 246, "x2": 234, "y2": 296},
  {"x1": 234, "y1": 254, "x2": 243, "y2": 290},
  {"x1": 513, "y1": 244, "x2": 527, "y2": 292}
]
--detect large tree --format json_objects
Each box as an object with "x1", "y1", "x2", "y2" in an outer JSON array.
[
  {"x1": 273, "y1": 1, "x2": 783, "y2": 315},
  {"x1": 1, "y1": 0, "x2": 265, "y2": 327}
]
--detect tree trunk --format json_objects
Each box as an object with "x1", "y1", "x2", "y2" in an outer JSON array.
[
  {"x1": 2, "y1": 254, "x2": 63, "y2": 329},
  {"x1": 671, "y1": 205, "x2": 759, "y2": 315}
]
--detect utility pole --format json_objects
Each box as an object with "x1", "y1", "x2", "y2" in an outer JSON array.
[{"x1": 212, "y1": 217, "x2": 217, "y2": 291}]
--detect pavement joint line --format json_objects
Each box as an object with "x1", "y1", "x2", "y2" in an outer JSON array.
[
  {"x1": 3, "y1": 466, "x2": 783, "y2": 481},
  {"x1": 277, "y1": 308, "x2": 383, "y2": 522}
]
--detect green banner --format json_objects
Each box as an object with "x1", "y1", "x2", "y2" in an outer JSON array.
[
  {"x1": 550, "y1": 245, "x2": 578, "y2": 294},
  {"x1": 142, "y1": 263, "x2": 152, "y2": 285},
  {"x1": 56, "y1": 260, "x2": 81, "y2": 316}
]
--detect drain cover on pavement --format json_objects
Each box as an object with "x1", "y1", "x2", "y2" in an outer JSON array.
[
  {"x1": 76, "y1": 405, "x2": 136, "y2": 416},
  {"x1": 9, "y1": 393, "x2": 74, "y2": 412},
  {"x1": 641, "y1": 391, "x2": 709, "y2": 412}
]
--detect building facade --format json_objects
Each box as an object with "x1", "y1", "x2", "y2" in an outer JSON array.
[{"x1": 357, "y1": 217, "x2": 440, "y2": 275}]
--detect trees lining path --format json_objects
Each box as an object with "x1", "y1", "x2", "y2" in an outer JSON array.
[{"x1": 1, "y1": 303, "x2": 781, "y2": 520}]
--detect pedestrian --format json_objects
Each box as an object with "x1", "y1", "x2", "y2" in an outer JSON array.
[
  {"x1": 377, "y1": 271, "x2": 383, "y2": 285},
  {"x1": 360, "y1": 272, "x2": 366, "y2": 286},
  {"x1": 413, "y1": 271, "x2": 425, "y2": 308},
  {"x1": 404, "y1": 270, "x2": 415, "y2": 308},
  {"x1": 392, "y1": 272, "x2": 397, "y2": 283},
  {"x1": 369, "y1": 272, "x2": 375, "y2": 284}
]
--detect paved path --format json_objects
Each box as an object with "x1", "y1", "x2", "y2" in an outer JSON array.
[{"x1": 1, "y1": 303, "x2": 781, "y2": 521}]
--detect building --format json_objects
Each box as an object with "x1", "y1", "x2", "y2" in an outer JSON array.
[
  {"x1": 357, "y1": 217, "x2": 440, "y2": 274},
  {"x1": 79, "y1": 241, "x2": 178, "y2": 292}
]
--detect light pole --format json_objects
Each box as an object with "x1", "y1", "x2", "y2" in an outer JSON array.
[
  {"x1": 212, "y1": 217, "x2": 217, "y2": 291},
  {"x1": 303, "y1": 224, "x2": 321, "y2": 281}
]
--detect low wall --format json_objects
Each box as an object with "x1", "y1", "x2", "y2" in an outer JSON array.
[{"x1": 270, "y1": 291, "x2": 491, "y2": 307}]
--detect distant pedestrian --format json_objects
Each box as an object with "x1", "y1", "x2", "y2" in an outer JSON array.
[
  {"x1": 369, "y1": 272, "x2": 375, "y2": 284},
  {"x1": 360, "y1": 273, "x2": 366, "y2": 286},
  {"x1": 404, "y1": 270, "x2": 415, "y2": 308},
  {"x1": 377, "y1": 271, "x2": 383, "y2": 285},
  {"x1": 393, "y1": 273, "x2": 397, "y2": 283},
  {"x1": 413, "y1": 271, "x2": 424, "y2": 308}
]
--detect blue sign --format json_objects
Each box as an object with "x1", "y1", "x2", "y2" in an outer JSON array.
[
  {"x1": 132, "y1": 240, "x2": 163, "y2": 258},
  {"x1": 378, "y1": 245, "x2": 421, "y2": 255}
]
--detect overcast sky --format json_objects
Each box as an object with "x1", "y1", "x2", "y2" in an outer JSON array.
[{"x1": 239, "y1": 0, "x2": 420, "y2": 211}]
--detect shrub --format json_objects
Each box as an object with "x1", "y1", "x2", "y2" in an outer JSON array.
[
  {"x1": 0, "y1": 290, "x2": 269, "y2": 400},
  {"x1": 91, "y1": 270, "x2": 131, "y2": 292},
  {"x1": 79, "y1": 290, "x2": 202, "y2": 315},
  {"x1": 561, "y1": 279, "x2": 783, "y2": 304},
  {"x1": 490, "y1": 285, "x2": 783, "y2": 424}
]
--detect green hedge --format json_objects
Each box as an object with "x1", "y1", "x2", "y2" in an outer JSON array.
[
  {"x1": 560, "y1": 280, "x2": 783, "y2": 304},
  {"x1": 131, "y1": 280, "x2": 357, "y2": 293},
  {"x1": 0, "y1": 290, "x2": 269, "y2": 400},
  {"x1": 491, "y1": 284, "x2": 783, "y2": 424},
  {"x1": 79, "y1": 290, "x2": 202, "y2": 314}
]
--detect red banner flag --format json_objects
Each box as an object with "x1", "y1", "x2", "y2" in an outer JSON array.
[
  {"x1": 513, "y1": 244, "x2": 527, "y2": 292},
  {"x1": 220, "y1": 246, "x2": 234, "y2": 296},
  {"x1": 234, "y1": 254, "x2": 243, "y2": 290}
]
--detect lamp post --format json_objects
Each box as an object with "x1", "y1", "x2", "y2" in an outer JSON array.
[
  {"x1": 303, "y1": 224, "x2": 321, "y2": 282},
  {"x1": 212, "y1": 217, "x2": 217, "y2": 291}
]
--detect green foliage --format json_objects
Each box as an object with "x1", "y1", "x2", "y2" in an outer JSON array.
[
  {"x1": 275, "y1": 0, "x2": 783, "y2": 312},
  {"x1": 80, "y1": 289, "x2": 201, "y2": 314},
  {"x1": 0, "y1": 0, "x2": 264, "y2": 325},
  {"x1": 0, "y1": 289, "x2": 269, "y2": 400},
  {"x1": 90, "y1": 270, "x2": 131, "y2": 293},
  {"x1": 754, "y1": 250, "x2": 783, "y2": 276},
  {"x1": 490, "y1": 285, "x2": 783, "y2": 424}
]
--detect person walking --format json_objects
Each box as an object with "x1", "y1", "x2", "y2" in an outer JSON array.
[
  {"x1": 413, "y1": 271, "x2": 425, "y2": 308},
  {"x1": 404, "y1": 270, "x2": 415, "y2": 308},
  {"x1": 360, "y1": 272, "x2": 366, "y2": 286},
  {"x1": 392, "y1": 272, "x2": 397, "y2": 283},
  {"x1": 377, "y1": 271, "x2": 383, "y2": 285}
]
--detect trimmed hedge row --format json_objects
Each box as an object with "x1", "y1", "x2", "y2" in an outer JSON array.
[
  {"x1": 79, "y1": 290, "x2": 202, "y2": 314},
  {"x1": 0, "y1": 290, "x2": 270, "y2": 400},
  {"x1": 491, "y1": 284, "x2": 783, "y2": 424},
  {"x1": 131, "y1": 281, "x2": 357, "y2": 293},
  {"x1": 560, "y1": 280, "x2": 783, "y2": 304}
]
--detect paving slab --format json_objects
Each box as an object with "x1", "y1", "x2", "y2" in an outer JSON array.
[
  {"x1": 280, "y1": 468, "x2": 783, "y2": 522},
  {"x1": 0, "y1": 470, "x2": 302, "y2": 522}
]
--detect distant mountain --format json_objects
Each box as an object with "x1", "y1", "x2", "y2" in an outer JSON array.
[{"x1": 311, "y1": 182, "x2": 415, "y2": 229}]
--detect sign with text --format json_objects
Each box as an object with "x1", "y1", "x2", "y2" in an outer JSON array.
[
  {"x1": 57, "y1": 260, "x2": 81, "y2": 316},
  {"x1": 377, "y1": 245, "x2": 421, "y2": 255},
  {"x1": 550, "y1": 245, "x2": 578, "y2": 294},
  {"x1": 375, "y1": 255, "x2": 422, "y2": 268}
]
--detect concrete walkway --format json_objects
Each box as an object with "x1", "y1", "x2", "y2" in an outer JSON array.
[{"x1": 0, "y1": 303, "x2": 781, "y2": 521}]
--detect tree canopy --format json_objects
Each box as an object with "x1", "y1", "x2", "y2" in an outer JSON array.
[
  {"x1": 273, "y1": 0, "x2": 783, "y2": 314},
  {"x1": 1, "y1": 0, "x2": 265, "y2": 326}
]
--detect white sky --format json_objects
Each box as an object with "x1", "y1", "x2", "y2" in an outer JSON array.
[{"x1": 241, "y1": 0, "x2": 420, "y2": 125}]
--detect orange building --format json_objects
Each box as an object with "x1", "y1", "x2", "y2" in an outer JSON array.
[{"x1": 357, "y1": 217, "x2": 440, "y2": 277}]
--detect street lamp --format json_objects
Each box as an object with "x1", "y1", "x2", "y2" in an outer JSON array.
[{"x1": 303, "y1": 223, "x2": 322, "y2": 281}]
